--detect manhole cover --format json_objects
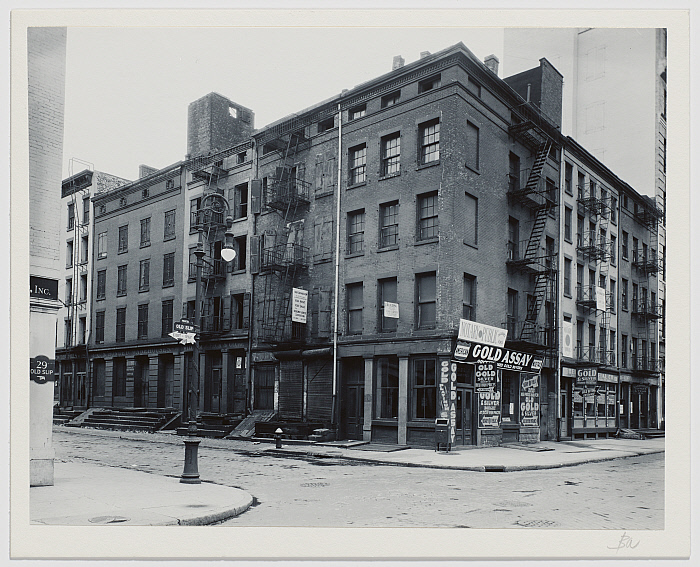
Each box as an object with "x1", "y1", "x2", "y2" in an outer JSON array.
[
  {"x1": 88, "y1": 515, "x2": 130, "y2": 524},
  {"x1": 515, "y1": 519, "x2": 558, "y2": 528},
  {"x1": 300, "y1": 482, "x2": 330, "y2": 487}
]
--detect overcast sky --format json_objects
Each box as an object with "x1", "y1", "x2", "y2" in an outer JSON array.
[{"x1": 62, "y1": 26, "x2": 507, "y2": 180}]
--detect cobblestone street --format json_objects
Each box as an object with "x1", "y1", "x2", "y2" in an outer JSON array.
[{"x1": 52, "y1": 429, "x2": 664, "y2": 529}]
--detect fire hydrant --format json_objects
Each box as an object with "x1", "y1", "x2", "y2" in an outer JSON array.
[{"x1": 275, "y1": 428, "x2": 283, "y2": 449}]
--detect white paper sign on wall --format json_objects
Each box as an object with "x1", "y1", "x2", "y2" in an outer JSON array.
[
  {"x1": 292, "y1": 288, "x2": 308, "y2": 323},
  {"x1": 384, "y1": 301, "x2": 399, "y2": 319}
]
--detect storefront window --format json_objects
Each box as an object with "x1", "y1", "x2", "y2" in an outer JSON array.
[
  {"x1": 375, "y1": 356, "x2": 399, "y2": 419},
  {"x1": 412, "y1": 358, "x2": 436, "y2": 420},
  {"x1": 573, "y1": 389, "x2": 584, "y2": 428}
]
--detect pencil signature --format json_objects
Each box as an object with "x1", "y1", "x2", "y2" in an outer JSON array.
[{"x1": 607, "y1": 532, "x2": 640, "y2": 552}]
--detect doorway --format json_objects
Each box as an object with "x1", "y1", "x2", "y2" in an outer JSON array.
[
  {"x1": 560, "y1": 390, "x2": 569, "y2": 439},
  {"x1": 454, "y1": 388, "x2": 474, "y2": 445},
  {"x1": 341, "y1": 359, "x2": 364, "y2": 440},
  {"x1": 133, "y1": 357, "x2": 149, "y2": 407}
]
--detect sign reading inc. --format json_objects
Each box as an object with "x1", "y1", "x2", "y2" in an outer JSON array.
[{"x1": 30, "y1": 276, "x2": 59, "y2": 301}]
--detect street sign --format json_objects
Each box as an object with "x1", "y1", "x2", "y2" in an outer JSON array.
[
  {"x1": 30, "y1": 355, "x2": 56, "y2": 383},
  {"x1": 169, "y1": 330, "x2": 196, "y2": 345},
  {"x1": 174, "y1": 321, "x2": 196, "y2": 333}
]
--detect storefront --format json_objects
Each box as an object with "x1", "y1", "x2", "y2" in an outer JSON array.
[
  {"x1": 453, "y1": 324, "x2": 545, "y2": 447},
  {"x1": 619, "y1": 377, "x2": 659, "y2": 430},
  {"x1": 563, "y1": 365, "x2": 618, "y2": 439}
]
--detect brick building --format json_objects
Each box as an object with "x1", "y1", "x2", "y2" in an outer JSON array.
[{"x1": 61, "y1": 41, "x2": 664, "y2": 446}]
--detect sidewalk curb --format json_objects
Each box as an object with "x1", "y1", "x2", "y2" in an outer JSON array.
[{"x1": 178, "y1": 497, "x2": 254, "y2": 526}]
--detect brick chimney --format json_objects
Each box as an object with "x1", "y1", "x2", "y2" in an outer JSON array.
[
  {"x1": 392, "y1": 55, "x2": 405, "y2": 70},
  {"x1": 484, "y1": 54, "x2": 499, "y2": 76},
  {"x1": 139, "y1": 165, "x2": 157, "y2": 178}
]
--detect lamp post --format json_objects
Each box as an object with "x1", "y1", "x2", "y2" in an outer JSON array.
[{"x1": 181, "y1": 193, "x2": 235, "y2": 484}]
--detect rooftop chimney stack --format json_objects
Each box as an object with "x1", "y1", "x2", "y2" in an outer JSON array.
[
  {"x1": 484, "y1": 54, "x2": 500, "y2": 76},
  {"x1": 420, "y1": 51, "x2": 431, "y2": 59},
  {"x1": 139, "y1": 165, "x2": 157, "y2": 178},
  {"x1": 392, "y1": 55, "x2": 405, "y2": 70}
]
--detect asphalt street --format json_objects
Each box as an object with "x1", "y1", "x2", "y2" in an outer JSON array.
[{"x1": 52, "y1": 429, "x2": 664, "y2": 529}]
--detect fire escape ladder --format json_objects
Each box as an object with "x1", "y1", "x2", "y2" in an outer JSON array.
[
  {"x1": 525, "y1": 140, "x2": 551, "y2": 194},
  {"x1": 524, "y1": 208, "x2": 548, "y2": 263},
  {"x1": 520, "y1": 270, "x2": 550, "y2": 342}
]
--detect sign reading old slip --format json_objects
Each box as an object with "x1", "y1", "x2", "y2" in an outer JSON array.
[
  {"x1": 457, "y1": 319, "x2": 507, "y2": 347},
  {"x1": 30, "y1": 355, "x2": 56, "y2": 383},
  {"x1": 453, "y1": 342, "x2": 544, "y2": 373}
]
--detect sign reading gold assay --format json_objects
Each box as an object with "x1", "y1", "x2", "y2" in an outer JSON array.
[
  {"x1": 457, "y1": 319, "x2": 507, "y2": 347},
  {"x1": 453, "y1": 341, "x2": 544, "y2": 373}
]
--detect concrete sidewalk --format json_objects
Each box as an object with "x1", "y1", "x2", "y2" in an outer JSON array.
[{"x1": 31, "y1": 460, "x2": 253, "y2": 526}]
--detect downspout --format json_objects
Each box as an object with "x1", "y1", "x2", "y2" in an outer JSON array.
[
  {"x1": 246, "y1": 140, "x2": 258, "y2": 415},
  {"x1": 331, "y1": 103, "x2": 342, "y2": 429},
  {"x1": 555, "y1": 144, "x2": 565, "y2": 441}
]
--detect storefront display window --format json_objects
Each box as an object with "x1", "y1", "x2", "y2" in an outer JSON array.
[
  {"x1": 412, "y1": 357, "x2": 436, "y2": 420},
  {"x1": 501, "y1": 372, "x2": 518, "y2": 423},
  {"x1": 375, "y1": 356, "x2": 399, "y2": 419}
]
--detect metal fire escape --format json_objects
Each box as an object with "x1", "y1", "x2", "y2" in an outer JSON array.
[
  {"x1": 575, "y1": 181, "x2": 613, "y2": 367},
  {"x1": 256, "y1": 129, "x2": 311, "y2": 344},
  {"x1": 507, "y1": 117, "x2": 558, "y2": 350},
  {"x1": 630, "y1": 196, "x2": 664, "y2": 375},
  {"x1": 189, "y1": 158, "x2": 229, "y2": 337}
]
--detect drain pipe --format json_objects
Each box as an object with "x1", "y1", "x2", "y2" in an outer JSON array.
[{"x1": 330, "y1": 103, "x2": 342, "y2": 431}]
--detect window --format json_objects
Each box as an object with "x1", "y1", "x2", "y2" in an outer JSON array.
[
  {"x1": 83, "y1": 197, "x2": 90, "y2": 225},
  {"x1": 97, "y1": 231, "x2": 107, "y2": 258},
  {"x1": 380, "y1": 132, "x2": 401, "y2": 177},
  {"x1": 346, "y1": 283, "x2": 363, "y2": 335},
  {"x1": 590, "y1": 180, "x2": 597, "y2": 199},
  {"x1": 164, "y1": 210, "x2": 176, "y2": 240},
  {"x1": 190, "y1": 198, "x2": 201, "y2": 230},
  {"x1": 465, "y1": 193, "x2": 478, "y2": 247},
  {"x1": 162, "y1": 253, "x2": 175, "y2": 287},
  {"x1": 348, "y1": 144, "x2": 367, "y2": 185},
  {"x1": 142, "y1": 188, "x2": 149, "y2": 198},
  {"x1": 412, "y1": 358, "x2": 436, "y2": 419},
  {"x1": 610, "y1": 234, "x2": 616, "y2": 264},
  {"x1": 347, "y1": 209, "x2": 365, "y2": 254},
  {"x1": 601, "y1": 187, "x2": 608, "y2": 218},
  {"x1": 467, "y1": 76, "x2": 481, "y2": 97},
  {"x1": 64, "y1": 318, "x2": 72, "y2": 345},
  {"x1": 418, "y1": 74, "x2": 441, "y2": 93},
  {"x1": 379, "y1": 201, "x2": 399, "y2": 247},
  {"x1": 576, "y1": 263, "x2": 584, "y2": 300},
  {"x1": 620, "y1": 334, "x2": 627, "y2": 368},
  {"x1": 318, "y1": 116, "x2": 334, "y2": 133},
  {"x1": 96, "y1": 270, "x2": 106, "y2": 300},
  {"x1": 417, "y1": 192, "x2": 438, "y2": 240},
  {"x1": 577, "y1": 172, "x2": 585, "y2": 199},
  {"x1": 463, "y1": 274, "x2": 476, "y2": 320},
  {"x1": 589, "y1": 323, "x2": 596, "y2": 358},
  {"x1": 381, "y1": 91, "x2": 400, "y2": 108},
  {"x1": 633, "y1": 283, "x2": 639, "y2": 312},
  {"x1": 509, "y1": 152, "x2": 521, "y2": 191},
  {"x1": 79, "y1": 274, "x2": 88, "y2": 302},
  {"x1": 67, "y1": 203, "x2": 75, "y2": 230},
  {"x1": 349, "y1": 104, "x2": 366, "y2": 120},
  {"x1": 610, "y1": 280, "x2": 616, "y2": 313},
  {"x1": 161, "y1": 299, "x2": 173, "y2": 337},
  {"x1": 117, "y1": 265, "x2": 127, "y2": 296},
  {"x1": 137, "y1": 304, "x2": 148, "y2": 339},
  {"x1": 564, "y1": 162, "x2": 573, "y2": 195},
  {"x1": 466, "y1": 122, "x2": 479, "y2": 171},
  {"x1": 118, "y1": 225, "x2": 128, "y2": 253},
  {"x1": 622, "y1": 231, "x2": 628, "y2": 259},
  {"x1": 375, "y1": 356, "x2": 399, "y2": 419},
  {"x1": 65, "y1": 278, "x2": 72, "y2": 305},
  {"x1": 564, "y1": 206, "x2": 572, "y2": 242},
  {"x1": 140, "y1": 217, "x2": 151, "y2": 247},
  {"x1": 621, "y1": 279, "x2": 628, "y2": 311},
  {"x1": 234, "y1": 235, "x2": 247, "y2": 271},
  {"x1": 139, "y1": 259, "x2": 150, "y2": 292},
  {"x1": 576, "y1": 320, "x2": 584, "y2": 358},
  {"x1": 232, "y1": 183, "x2": 248, "y2": 219},
  {"x1": 564, "y1": 258, "x2": 572, "y2": 297},
  {"x1": 577, "y1": 215, "x2": 584, "y2": 247},
  {"x1": 95, "y1": 311, "x2": 105, "y2": 344},
  {"x1": 610, "y1": 196, "x2": 617, "y2": 223},
  {"x1": 507, "y1": 289, "x2": 518, "y2": 336},
  {"x1": 633, "y1": 237, "x2": 639, "y2": 261},
  {"x1": 416, "y1": 272, "x2": 437, "y2": 329},
  {"x1": 610, "y1": 330, "x2": 616, "y2": 364},
  {"x1": 66, "y1": 240, "x2": 73, "y2": 268},
  {"x1": 378, "y1": 277, "x2": 398, "y2": 332},
  {"x1": 507, "y1": 217, "x2": 519, "y2": 260},
  {"x1": 419, "y1": 119, "x2": 440, "y2": 164},
  {"x1": 78, "y1": 316, "x2": 86, "y2": 344},
  {"x1": 231, "y1": 293, "x2": 247, "y2": 330},
  {"x1": 113, "y1": 358, "x2": 126, "y2": 397},
  {"x1": 116, "y1": 308, "x2": 126, "y2": 343},
  {"x1": 80, "y1": 235, "x2": 89, "y2": 264}
]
